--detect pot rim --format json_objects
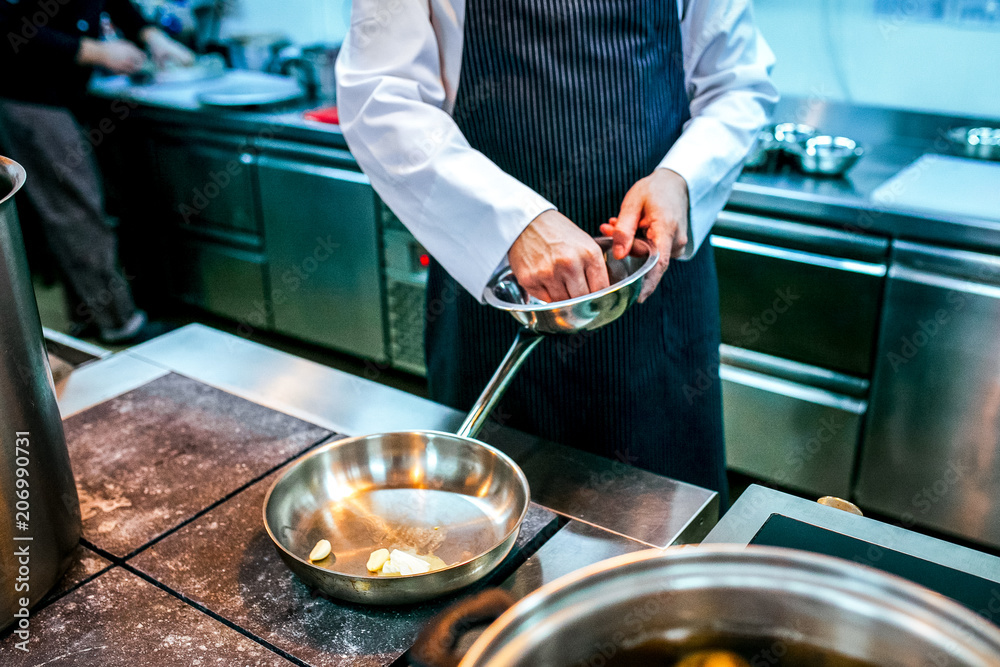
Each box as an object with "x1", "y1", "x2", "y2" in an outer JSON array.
[
  {"x1": 461, "y1": 544, "x2": 1000, "y2": 666},
  {"x1": 0, "y1": 157, "x2": 26, "y2": 205}
]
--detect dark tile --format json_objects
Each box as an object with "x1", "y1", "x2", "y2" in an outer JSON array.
[
  {"x1": 132, "y1": 470, "x2": 558, "y2": 667},
  {"x1": 44, "y1": 544, "x2": 113, "y2": 602},
  {"x1": 1, "y1": 567, "x2": 294, "y2": 666},
  {"x1": 64, "y1": 373, "x2": 331, "y2": 557}
]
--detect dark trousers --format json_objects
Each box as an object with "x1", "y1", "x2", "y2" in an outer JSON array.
[{"x1": 0, "y1": 99, "x2": 137, "y2": 335}]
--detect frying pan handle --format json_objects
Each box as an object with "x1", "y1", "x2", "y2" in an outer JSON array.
[
  {"x1": 408, "y1": 589, "x2": 516, "y2": 667},
  {"x1": 457, "y1": 327, "x2": 543, "y2": 439}
]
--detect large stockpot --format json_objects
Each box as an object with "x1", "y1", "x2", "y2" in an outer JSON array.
[
  {"x1": 0, "y1": 157, "x2": 82, "y2": 633},
  {"x1": 411, "y1": 546, "x2": 1000, "y2": 667},
  {"x1": 263, "y1": 238, "x2": 658, "y2": 605}
]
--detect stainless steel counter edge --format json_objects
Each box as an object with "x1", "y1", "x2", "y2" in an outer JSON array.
[
  {"x1": 87, "y1": 87, "x2": 1000, "y2": 257},
  {"x1": 57, "y1": 324, "x2": 717, "y2": 547}
]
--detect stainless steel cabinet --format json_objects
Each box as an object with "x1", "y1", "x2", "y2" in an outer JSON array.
[
  {"x1": 856, "y1": 241, "x2": 1000, "y2": 548},
  {"x1": 721, "y1": 346, "x2": 867, "y2": 497},
  {"x1": 713, "y1": 211, "x2": 888, "y2": 496},
  {"x1": 257, "y1": 143, "x2": 387, "y2": 361},
  {"x1": 153, "y1": 128, "x2": 260, "y2": 235},
  {"x1": 713, "y1": 211, "x2": 889, "y2": 376}
]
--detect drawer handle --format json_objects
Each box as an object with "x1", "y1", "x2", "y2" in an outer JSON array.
[{"x1": 711, "y1": 236, "x2": 887, "y2": 277}]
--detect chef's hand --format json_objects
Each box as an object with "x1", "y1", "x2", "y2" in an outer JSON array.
[
  {"x1": 508, "y1": 210, "x2": 611, "y2": 302},
  {"x1": 77, "y1": 38, "x2": 148, "y2": 74},
  {"x1": 141, "y1": 27, "x2": 196, "y2": 69},
  {"x1": 600, "y1": 168, "x2": 689, "y2": 303}
]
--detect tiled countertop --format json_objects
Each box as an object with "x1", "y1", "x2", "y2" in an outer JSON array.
[{"x1": 3, "y1": 327, "x2": 693, "y2": 666}]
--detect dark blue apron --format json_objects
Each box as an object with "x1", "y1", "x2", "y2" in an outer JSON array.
[{"x1": 426, "y1": 0, "x2": 727, "y2": 501}]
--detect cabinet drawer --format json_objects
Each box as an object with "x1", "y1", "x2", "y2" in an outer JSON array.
[
  {"x1": 153, "y1": 131, "x2": 260, "y2": 236},
  {"x1": 723, "y1": 362, "x2": 865, "y2": 498},
  {"x1": 169, "y1": 238, "x2": 269, "y2": 327},
  {"x1": 713, "y1": 234, "x2": 886, "y2": 376},
  {"x1": 258, "y1": 155, "x2": 387, "y2": 362}
]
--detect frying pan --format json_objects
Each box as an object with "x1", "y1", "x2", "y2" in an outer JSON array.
[{"x1": 263, "y1": 237, "x2": 658, "y2": 605}]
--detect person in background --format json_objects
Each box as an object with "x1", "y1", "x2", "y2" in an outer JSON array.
[
  {"x1": 0, "y1": 0, "x2": 193, "y2": 344},
  {"x1": 338, "y1": 0, "x2": 777, "y2": 505}
]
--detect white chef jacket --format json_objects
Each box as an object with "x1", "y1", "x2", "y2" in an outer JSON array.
[{"x1": 336, "y1": 0, "x2": 778, "y2": 302}]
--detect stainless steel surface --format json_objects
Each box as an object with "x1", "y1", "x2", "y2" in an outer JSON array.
[
  {"x1": 720, "y1": 344, "x2": 869, "y2": 398},
  {"x1": 153, "y1": 127, "x2": 260, "y2": 235},
  {"x1": 0, "y1": 157, "x2": 82, "y2": 631},
  {"x1": 460, "y1": 546, "x2": 1000, "y2": 667},
  {"x1": 500, "y1": 521, "x2": 649, "y2": 601},
  {"x1": 197, "y1": 73, "x2": 304, "y2": 107},
  {"x1": 458, "y1": 329, "x2": 543, "y2": 438},
  {"x1": 58, "y1": 324, "x2": 716, "y2": 547},
  {"x1": 712, "y1": 220, "x2": 886, "y2": 377},
  {"x1": 43, "y1": 327, "x2": 111, "y2": 366},
  {"x1": 792, "y1": 135, "x2": 864, "y2": 176},
  {"x1": 714, "y1": 210, "x2": 889, "y2": 262},
  {"x1": 949, "y1": 126, "x2": 1000, "y2": 161},
  {"x1": 856, "y1": 240, "x2": 1000, "y2": 549},
  {"x1": 263, "y1": 431, "x2": 529, "y2": 604},
  {"x1": 170, "y1": 237, "x2": 270, "y2": 325},
  {"x1": 258, "y1": 148, "x2": 387, "y2": 362},
  {"x1": 55, "y1": 353, "x2": 168, "y2": 419},
  {"x1": 382, "y1": 212, "x2": 430, "y2": 375},
  {"x1": 721, "y1": 363, "x2": 865, "y2": 497},
  {"x1": 704, "y1": 485, "x2": 1000, "y2": 587},
  {"x1": 483, "y1": 237, "x2": 658, "y2": 333}
]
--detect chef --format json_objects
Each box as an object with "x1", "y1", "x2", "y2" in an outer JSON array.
[
  {"x1": 0, "y1": 0, "x2": 192, "y2": 343},
  {"x1": 337, "y1": 0, "x2": 777, "y2": 503}
]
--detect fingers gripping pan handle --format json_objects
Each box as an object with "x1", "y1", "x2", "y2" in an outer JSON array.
[{"x1": 456, "y1": 327, "x2": 544, "y2": 439}]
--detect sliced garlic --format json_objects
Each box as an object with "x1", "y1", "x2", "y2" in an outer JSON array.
[
  {"x1": 388, "y1": 549, "x2": 432, "y2": 575},
  {"x1": 366, "y1": 548, "x2": 390, "y2": 572},
  {"x1": 308, "y1": 539, "x2": 332, "y2": 562}
]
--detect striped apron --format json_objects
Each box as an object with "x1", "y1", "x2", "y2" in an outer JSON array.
[{"x1": 426, "y1": 0, "x2": 727, "y2": 500}]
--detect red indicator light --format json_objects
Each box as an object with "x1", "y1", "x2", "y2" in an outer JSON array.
[{"x1": 419, "y1": 254, "x2": 431, "y2": 267}]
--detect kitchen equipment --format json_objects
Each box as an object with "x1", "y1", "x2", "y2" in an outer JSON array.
[
  {"x1": 871, "y1": 153, "x2": 1000, "y2": 223},
  {"x1": 792, "y1": 135, "x2": 864, "y2": 177},
  {"x1": 0, "y1": 157, "x2": 82, "y2": 632},
  {"x1": 410, "y1": 546, "x2": 1000, "y2": 667},
  {"x1": 743, "y1": 126, "x2": 778, "y2": 170},
  {"x1": 948, "y1": 126, "x2": 1000, "y2": 161},
  {"x1": 772, "y1": 122, "x2": 818, "y2": 146},
  {"x1": 792, "y1": 135, "x2": 864, "y2": 176},
  {"x1": 263, "y1": 237, "x2": 658, "y2": 605},
  {"x1": 197, "y1": 71, "x2": 304, "y2": 107}
]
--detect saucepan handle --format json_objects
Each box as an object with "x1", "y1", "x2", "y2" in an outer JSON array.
[
  {"x1": 456, "y1": 327, "x2": 544, "y2": 439},
  {"x1": 408, "y1": 589, "x2": 516, "y2": 667}
]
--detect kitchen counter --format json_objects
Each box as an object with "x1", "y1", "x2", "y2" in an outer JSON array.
[
  {"x1": 0, "y1": 325, "x2": 711, "y2": 666},
  {"x1": 88, "y1": 78, "x2": 1000, "y2": 255}
]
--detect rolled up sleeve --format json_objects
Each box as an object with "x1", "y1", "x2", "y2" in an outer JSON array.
[
  {"x1": 336, "y1": 0, "x2": 555, "y2": 302},
  {"x1": 658, "y1": 0, "x2": 778, "y2": 260}
]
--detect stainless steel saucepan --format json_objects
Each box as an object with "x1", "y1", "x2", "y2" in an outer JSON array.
[{"x1": 263, "y1": 237, "x2": 659, "y2": 605}]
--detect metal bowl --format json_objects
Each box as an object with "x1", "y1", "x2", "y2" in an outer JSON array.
[
  {"x1": 744, "y1": 127, "x2": 779, "y2": 169},
  {"x1": 263, "y1": 431, "x2": 529, "y2": 605},
  {"x1": 793, "y1": 135, "x2": 864, "y2": 177},
  {"x1": 948, "y1": 126, "x2": 1000, "y2": 161},
  {"x1": 483, "y1": 237, "x2": 658, "y2": 334},
  {"x1": 772, "y1": 122, "x2": 818, "y2": 146}
]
